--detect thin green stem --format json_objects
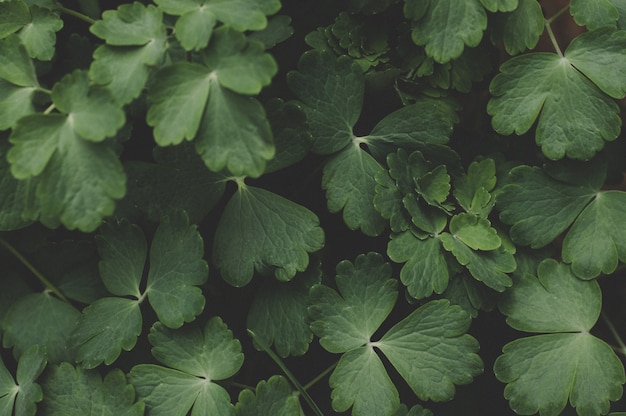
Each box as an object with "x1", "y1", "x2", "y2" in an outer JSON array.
[
  {"x1": 545, "y1": 5, "x2": 570, "y2": 25},
  {"x1": 54, "y1": 4, "x2": 96, "y2": 25},
  {"x1": 0, "y1": 237, "x2": 69, "y2": 303},
  {"x1": 222, "y1": 380, "x2": 256, "y2": 391},
  {"x1": 602, "y1": 311, "x2": 626, "y2": 356},
  {"x1": 544, "y1": 22, "x2": 564, "y2": 58},
  {"x1": 303, "y1": 361, "x2": 337, "y2": 391},
  {"x1": 43, "y1": 103, "x2": 56, "y2": 115},
  {"x1": 247, "y1": 330, "x2": 324, "y2": 416}
]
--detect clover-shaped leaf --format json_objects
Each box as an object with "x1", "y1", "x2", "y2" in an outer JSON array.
[
  {"x1": 130, "y1": 318, "x2": 243, "y2": 416},
  {"x1": 235, "y1": 375, "x2": 302, "y2": 416},
  {"x1": 0, "y1": 345, "x2": 46, "y2": 416}
]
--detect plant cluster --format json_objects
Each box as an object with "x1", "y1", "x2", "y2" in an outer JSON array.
[{"x1": 1, "y1": 0, "x2": 626, "y2": 415}]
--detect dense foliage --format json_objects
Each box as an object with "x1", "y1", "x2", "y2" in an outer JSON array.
[{"x1": 1, "y1": 0, "x2": 626, "y2": 415}]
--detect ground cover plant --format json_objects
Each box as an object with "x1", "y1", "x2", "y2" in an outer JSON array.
[{"x1": 1, "y1": 0, "x2": 626, "y2": 415}]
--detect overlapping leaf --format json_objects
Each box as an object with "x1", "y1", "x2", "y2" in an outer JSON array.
[
  {"x1": 570, "y1": 0, "x2": 620, "y2": 30},
  {"x1": 0, "y1": 345, "x2": 46, "y2": 416},
  {"x1": 495, "y1": 260, "x2": 625, "y2": 415},
  {"x1": 0, "y1": 141, "x2": 36, "y2": 230},
  {"x1": 0, "y1": 36, "x2": 38, "y2": 130},
  {"x1": 0, "y1": 1, "x2": 30, "y2": 39},
  {"x1": 235, "y1": 376, "x2": 302, "y2": 416},
  {"x1": 491, "y1": 0, "x2": 544, "y2": 55},
  {"x1": 309, "y1": 253, "x2": 483, "y2": 414},
  {"x1": 213, "y1": 185, "x2": 324, "y2": 287},
  {"x1": 17, "y1": 5, "x2": 63, "y2": 60},
  {"x1": 130, "y1": 318, "x2": 243, "y2": 416},
  {"x1": 41, "y1": 364, "x2": 144, "y2": 416},
  {"x1": 488, "y1": 28, "x2": 626, "y2": 160}
]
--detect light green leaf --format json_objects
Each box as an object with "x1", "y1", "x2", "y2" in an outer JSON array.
[
  {"x1": 69, "y1": 298, "x2": 142, "y2": 369},
  {"x1": 570, "y1": 0, "x2": 619, "y2": 30},
  {"x1": 0, "y1": 142, "x2": 35, "y2": 230},
  {"x1": 488, "y1": 52, "x2": 621, "y2": 160},
  {"x1": 42, "y1": 363, "x2": 144, "y2": 416},
  {"x1": 51, "y1": 70, "x2": 125, "y2": 142},
  {"x1": 172, "y1": 7, "x2": 216, "y2": 51},
  {"x1": 96, "y1": 219, "x2": 147, "y2": 298},
  {"x1": 406, "y1": 0, "x2": 487, "y2": 63},
  {"x1": 496, "y1": 165, "x2": 598, "y2": 248},
  {"x1": 248, "y1": 15, "x2": 293, "y2": 49},
  {"x1": 322, "y1": 144, "x2": 386, "y2": 236},
  {"x1": 121, "y1": 143, "x2": 226, "y2": 223},
  {"x1": 0, "y1": 35, "x2": 38, "y2": 87},
  {"x1": 495, "y1": 333, "x2": 625, "y2": 416},
  {"x1": 454, "y1": 158, "x2": 496, "y2": 216},
  {"x1": 0, "y1": 78, "x2": 35, "y2": 130},
  {"x1": 213, "y1": 185, "x2": 324, "y2": 286},
  {"x1": 130, "y1": 365, "x2": 234, "y2": 416},
  {"x1": 194, "y1": 83, "x2": 274, "y2": 177},
  {"x1": 415, "y1": 164, "x2": 450, "y2": 208},
  {"x1": 329, "y1": 347, "x2": 400, "y2": 416},
  {"x1": 247, "y1": 264, "x2": 321, "y2": 357},
  {"x1": 480, "y1": 0, "x2": 517, "y2": 12},
  {"x1": 387, "y1": 232, "x2": 449, "y2": 299},
  {"x1": 287, "y1": 50, "x2": 363, "y2": 154},
  {"x1": 441, "y1": 233, "x2": 515, "y2": 291},
  {"x1": 403, "y1": 194, "x2": 448, "y2": 234},
  {"x1": 566, "y1": 28, "x2": 626, "y2": 99},
  {"x1": 202, "y1": 27, "x2": 277, "y2": 95},
  {"x1": 146, "y1": 211, "x2": 208, "y2": 329},
  {"x1": 2, "y1": 345, "x2": 46, "y2": 416},
  {"x1": 17, "y1": 5, "x2": 63, "y2": 60},
  {"x1": 8, "y1": 114, "x2": 126, "y2": 232},
  {"x1": 147, "y1": 62, "x2": 212, "y2": 146},
  {"x1": 492, "y1": 0, "x2": 544, "y2": 55},
  {"x1": 0, "y1": 1, "x2": 30, "y2": 39},
  {"x1": 90, "y1": 3, "x2": 164, "y2": 46},
  {"x1": 563, "y1": 191, "x2": 626, "y2": 278},
  {"x1": 309, "y1": 252, "x2": 397, "y2": 353},
  {"x1": 499, "y1": 259, "x2": 601, "y2": 332},
  {"x1": 235, "y1": 375, "x2": 302, "y2": 416},
  {"x1": 448, "y1": 213, "x2": 501, "y2": 251},
  {"x1": 2, "y1": 292, "x2": 80, "y2": 363},
  {"x1": 149, "y1": 318, "x2": 243, "y2": 379},
  {"x1": 378, "y1": 300, "x2": 483, "y2": 401}
]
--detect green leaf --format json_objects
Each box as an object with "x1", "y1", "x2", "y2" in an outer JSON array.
[
  {"x1": 69, "y1": 298, "x2": 142, "y2": 369},
  {"x1": 0, "y1": 142, "x2": 35, "y2": 230},
  {"x1": 17, "y1": 6, "x2": 63, "y2": 60},
  {"x1": 146, "y1": 211, "x2": 208, "y2": 328},
  {"x1": 287, "y1": 50, "x2": 363, "y2": 154},
  {"x1": 248, "y1": 15, "x2": 293, "y2": 49},
  {"x1": 448, "y1": 213, "x2": 501, "y2": 251},
  {"x1": 0, "y1": 1, "x2": 30, "y2": 39},
  {"x1": 562, "y1": 191, "x2": 626, "y2": 278},
  {"x1": 454, "y1": 158, "x2": 496, "y2": 217},
  {"x1": 130, "y1": 317, "x2": 243, "y2": 416},
  {"x1": 499, "y1": 259, "x2": 601, "y2": 332},
  {"x1": 496, "y1": 165, "x2": 598, "y2": 248},
  {"x1": 440, "y1": 233, "x2": 515, "y2": 291},
  {"x1": 7, "y1": 114, "x2": 126, "y2": 232},
  {"x1": 329, "y1": 346, "x2": 400, "y2": 416},
  {"x1": 387, "y1": 232, "x2": 449, "y2": 299},
  {"x1": 377, "y1": 300, "x2": 483, "y2": 401},
  {"x1": 480, "y1": 0, "x2": 517, "y2": 12},
  {"x1": 570, "y1": 0, "x2": 619, "y2": 30},
  {"x1": 213, "y1": 185, "x2": 324, "y2": 286},
  {"x1": 495, "y1": 333, "x2": 625, "y2": 416},
  {"x1": 322, "y1": 145, "x2": 386, "y2": 236},
  {"x1": 374, "y1": 170, "x2": 412, "y2": 232},
  {"x1": 170, "y1": 6, "x2": 216, "y2": 51},
  {"x1": 0, "y1": 35, "x2": 38, "y2": 87},
  {"x1": 2, "y1": 293, "x2": 80, "y2": 363},
  {"x1": 0, "y1": 345, "x2": 46, "y2": 416},
  {"x1": 491, "y1": 0, "x2": 544, "y2": 55},
  {"x1": 406, "y1": 0, "x2": 487, "y2": 63},
  {"x1": 42, "y1": 363, "x2": 144, "y2": 416},
  {"x1": 309, "y1": 252, "x2": 397, "y2": 353},
  {"x1": 202, "y1": 27, "x2": 277, "y2": 95},
  {"x1": 51, "y1": 70, "x2": 125, "y2": 142},
  {"x1": 235, "y1": 375, "x2": 302, "y2": 416},
  {"x1": 488, "y1": 52, "x2": 621, "y2": 160},
  {"x1": 247, "y1": 264, "x2": 321, "y2": 357},
  {"x1": 90, "y1": 3, "x2": 164, "y2": 46},
  {"x1": 403, "y1": 194, "x2": 448, "y2": 234},
  {"x1": 443, "y1": 273, "x2": 497, "y2": 318},
  {"x1": 194, "y1": 83, "x2": 274, "y2": 177},
  {"x1": 0, "y1": 78, "x2": 35, "y2": 130},
  {"x1": 96, "y1": 219, "x2": 147, "y2": 298},
  {"x1": 415, "y1": 165, "x2": 450, "y2": 208}
]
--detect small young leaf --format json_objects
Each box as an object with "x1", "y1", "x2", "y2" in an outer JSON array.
[
  {"x1": 378, "y1": 300, "x2": 483, "y2": 402},
  {"x1": 42, "y1": 363, "x2": 144, "y2": 416},
  {"x1": 322, "y1": 144, "x2": 386, "y2": 236},
  {"x1": 90, "y1": 3, "x2": 164, "y2": 46},
  {"x1": 0, "y1": 35, "x2": 38, "y2": 87},
  {"x1": 0, "y1": 345, "x2": 47, "y2": 416},
  {"x1": 0, "y1": 79, "x2": 35, "y2": 130},
  {"x1": 491, "y1": 0, "x2": 544, "y2": 55},
  {"x1": 146, "y1": 211, "x2": 208, "y2": 328},
  {"x1": 17, "y1": 6, "x2": 63, "y2": 61},
  {"x1": 235, "y1": 375, "x2": 302, "y2": 416},
  {"x1": 448, "y1": 213, "x2": 501, "y2": 251},
  {"x1": 213, "y1": 186, "x2": 324, "y2": 286},
  {"x1": 454, "y1": 158, "x2": 496, "y2": 215},
  {"x1": 309, "y1": 252, "x2": 397, "y2": 353}
]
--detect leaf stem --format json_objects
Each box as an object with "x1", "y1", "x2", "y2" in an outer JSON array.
[
  {"x1": 222, "y1": 380, "x2": 256, "y2": 391},
  {"x1": 0, "y1": 237, "x2": 69, "y2": 303},
  {"x1": 43, "y1": 104, "x2": 56, "y2": 115},
  {"x1": 545, "y1": 5, "x2": 569, "y2": 25},
  {"x1": 53, "y1": 3, "x2": 96, "y2": 25},
  {"x1": 302, "y1": 361, "x2": 337, "y2": 391},
  {"x1": 247, "y1": 330, "x2": 324, "y2": 416},
  {"x1": 544, "y1": 22, "x2": 564, "y2": 58},
  {"x1": 602, "y1": 311, "x2": 626, "y2": 356}
]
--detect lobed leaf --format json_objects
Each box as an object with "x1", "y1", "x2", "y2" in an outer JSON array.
[
  {"x1": 491, "y1": 0, "x2": 544, "y2": 55},
  {"x1": 235, "y1": 375, "x2": 302, "y2": 416},
  {"x1": 90, "y1": 3, "x2": 164, "y2": 46},
  {"x1": 17, "y1": 5, "x2": 63, "y2": 61}
]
